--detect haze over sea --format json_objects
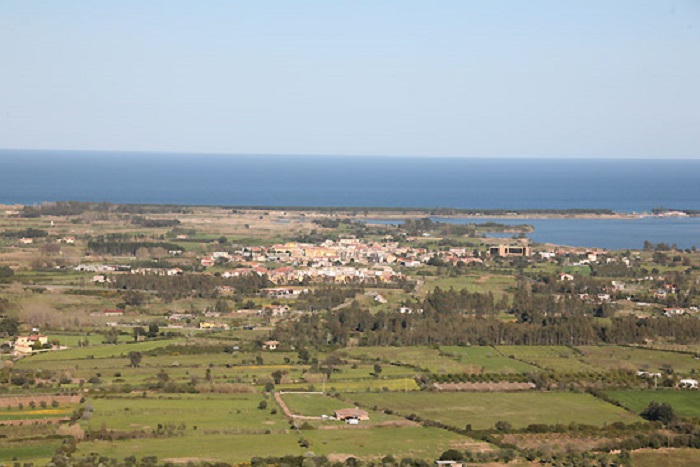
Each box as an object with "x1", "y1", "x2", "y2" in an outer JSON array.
[{"x1": 1, "y1": 150, "x2": 699, "y2": 249}]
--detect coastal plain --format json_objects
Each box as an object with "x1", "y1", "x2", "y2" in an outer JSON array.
[{"x1": 0, "y1": 203, "x2": 699, "y2": 466}]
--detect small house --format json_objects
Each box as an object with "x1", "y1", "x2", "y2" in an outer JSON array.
[
  {"x1": 262, "y1": 340, "x2": 279, "y2": 350},
  {"x1": 679, "y1": 378, "x2": 699, "y2": 389},
  {"x1": 334, "y1": 408, "x2": 369, "y2": 421}
]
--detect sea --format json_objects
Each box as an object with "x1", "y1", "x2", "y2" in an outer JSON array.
[{"x1": 1, "y1": 149, "x2": 699, "y2": 249}]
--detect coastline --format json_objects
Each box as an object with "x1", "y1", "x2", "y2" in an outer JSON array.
[{"x1": 3, "y1": 202, "x2": 697, "y2": 221}]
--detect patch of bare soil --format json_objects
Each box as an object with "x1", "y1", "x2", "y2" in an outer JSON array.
[
  {"x1": 449, "y1": 439, "x2": 494, "y2": 452},
  {"x1": 0, "y1": 395, "x2": 80, "y2": 408},
  {"x1": 162, "y1": 459, "x2": 217, "y2": 464},
  {"x1": 499, "y1": 433, "x2": 614, "y2": 451},
  {"x1": 476, "y1": 274, "x2": 494, "y2": 283},
  {"x1": 377, "y1": 419, "x2": 421, "y2": 428},
  {"x1": 328, "y1": 454, "x2": 355, "y2": 463},
  {"x1": 0, "y1": 417, "x2": 70, "y2": 426}
]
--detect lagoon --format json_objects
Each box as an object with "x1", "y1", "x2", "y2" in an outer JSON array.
[{"x1": 366, "y1": 216, "x2": 700, "y2": 250}]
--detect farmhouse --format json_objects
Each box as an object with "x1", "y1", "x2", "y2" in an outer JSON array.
[
  {"x1": 434, "y1": 462, "x2": 463, "y2": 467},
  {"x1": 679, "y1": 378, "x2": 699, "y2": 389},
  {"x1": 14, "y1": 335, "x2": 49, "y2": 355},
  {"x1": 334, "y1": 408, "x2": 369, "y2": 421},
  {"x1": 262, "y1": 340, "x2": 279, "y2": 350},
  {"x1": 102, "y1": 309, "x2": 124, "y2": 317}
]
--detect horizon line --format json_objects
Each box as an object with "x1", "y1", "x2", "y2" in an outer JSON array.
[{"x1": 1, "y1": 147, "x2": 700, "y2": 160}]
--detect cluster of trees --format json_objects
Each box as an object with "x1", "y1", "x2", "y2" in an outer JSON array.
[
  {"x1": 274, "y1": 300, "x2": 700, "y2": 348},
  {"x1": 295, "y1": 285, "x2": 364, "y2": 312},
  {"x1": 312, "y1": 218, "x2": 362, "y2": 229},
  {"x1": 2, "y1": 227, "x2": 48, "y2": 238},
  {"x1": 423, "y1": 287, "x2": 508, "y2": 316},
  {"x1": 0, "y1": 316, "x2": 19, "y2": 336},
  {"x1": 428, "y1": 372, "x2": 531, "y2": 384},
  {"x1": 131, "y1": 217, "x2": 181, "y2": 228},
  {"x1": 110, "y1": 273, "x2": 271, "y2": 301},
  {"x1": 88, "y1": 240, "x2": 183, "y2": 256},
  {"x1": 0, "y1": 266, "x2": 13, "y2": 282},
  {"x1": 21, "y1": 201, "x2": 192, "y2": 217}
]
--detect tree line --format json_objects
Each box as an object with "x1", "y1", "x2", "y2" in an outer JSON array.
[{"x1": 274, "y1": 301, "x2": 700, "y2": 348}]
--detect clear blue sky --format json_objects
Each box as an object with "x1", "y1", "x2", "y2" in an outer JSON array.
[{"x1": 1, "y1": 1, "x2": 699, "y2": 158}]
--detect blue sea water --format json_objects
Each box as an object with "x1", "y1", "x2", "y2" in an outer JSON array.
[
  {"x1": 0, "y1": 149, "x2": 699, "y2": 249},
  {"x1": 368, "y1": 217, "x2": 700, "y2": 250},
  {"x1": 1, "y1": 150, "x2": 700, "y2": 211}
]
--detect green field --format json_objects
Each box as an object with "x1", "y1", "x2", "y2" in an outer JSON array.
[
  {"x1": 351, "y1": 392, "x2": 642, "y2": 430},
  {"x1": 75, "y1": 433, "x2": 302, "y2": 464},
  {"x1": 605, "y1": 390, "x2": 700, "y2": 418},
  {"x1": 21, "y1": 339, "x2": 182, "y2": 362},
  {"x1": 579, "y1": 346, "x2": 700, "y2": 375},
  {"x1": 0, "y1": 441, "x2": 62, "y2": 465},
  {"x1": 84, "y1": 393, "x2": 287, "y2": 433},
  {"x1": 422, "y1": 274, "x2": 516, "y2": 299},
  {"x1": 344, "y1": 346, "x2": 481, "y2": 374},
  {"x1": 440, "y1": 346, "x2": 538, "y2": 374},
  {"x1": 280, "y1": 393, "x2": 352, "y2": 417},
  {"x1": 496, "y1": 346, "x2": 599, "y2": 373},
  {"x1": 304, "y1": 426, "x2": 485, "y2": 460}
]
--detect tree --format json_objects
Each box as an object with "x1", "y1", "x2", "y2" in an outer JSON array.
[
  {"x1": 271, "y1": 370, "x2": 286, "y2": 385},
  {"x1": 128, "y1": 351, "x2": 142, "y2": 368},
  {"x1": 133, "y1": 326, "x2": 145, "y2": 341},
  {"x1": 495, "y1": 420, "x2": 512, "y2": 431},
  {"x1": 0, "y1": 317, "x2": 19, "y2": 336},
  {"x1": 103, "y1": 328, "x2": 119, "y2": 344},
  {"x1": 147, "y1": 322, "x2": 160, "y2": 338},
  {"x1": 298, "y1": 348, "x2": 310, "y2": 364},
  {"x1": 439, "y1": 450, "x2": 464, "y2": 461},
  {"x1": 640, "y1": 401, "x2": 676, "y2": 424},
  {"x1": 214, "y1": 298, "x2": 231, "y2": 313},
  {"x1": 0, "y1": 266, "x2": 14, "y2": 282},
  {"x1": 123, "y1": 290, "x2": 146, "y2": 306},
  {"x1": 156, "y1": 369, "x2": 169, "y2": 384},
  {"x1": 373, "y1": 363, "x2": 383, "y2": 377}
]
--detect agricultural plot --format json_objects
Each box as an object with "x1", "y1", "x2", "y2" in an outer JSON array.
[
  {"x1": 0, "y1": 441, "x2": 63, "y2": 466},
  {"x1": 351, "y1": 392, "x2": 642, "y2": 430},
  {"x1": 75, "y1": 433, "x2": 302, "y2": 464},
  {"x1": 0, "y1": 406, "x2": 73, "y2": 422},
  {"x1": 439, "y1": 346, "x2": 538, "y2": 374},
  {"x1": 496, "y1": 346, "x2": 599, "y2": 373},
  {"x1": 604, "y1": 390, "x2": 700, "y2": 418},
  {"x1": 84, "y1": 393, "x2": 287, "y2": 433},
  {"x1": 422, "y1": 274, "x2": 515, "y2": 299},
  {"x1": 279, "y1": 393, "x2": 414, "y2": 426},
  {"x1": 21, "y1": 339, "x2": 183, "y2": 362},
  {"x1": 343, "y1": 346, "x2": 477, "y2": 374},
  {"x1": 278, "y1": 378, "x2": 419, "y2": 393},
  {"x1": 279, "y1": 393, "x2": 351, "y2": 417},
  {"x1": 578, "y1": 346, "x2": 700, "y2": 375},
  {"x1": 631, "y1": 448, "x2": 700, "y2": 467},
  {"x1": 304, "y1": 427, "x2": 487, "y2": 461}
]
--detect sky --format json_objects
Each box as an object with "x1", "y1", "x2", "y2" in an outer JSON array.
[{"x1": 1, "y1": 1, "x2": 699, "y2": 158}]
